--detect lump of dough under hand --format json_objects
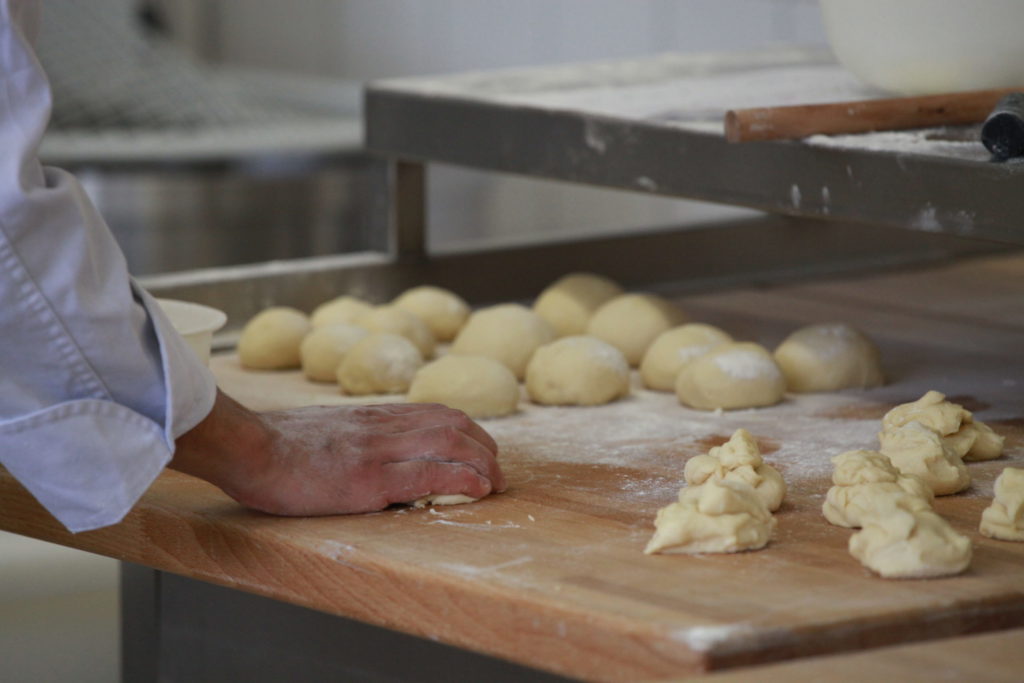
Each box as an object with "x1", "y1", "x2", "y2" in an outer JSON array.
[
  {"x1": 336, "y1": 333, "x2": 423, "y2": 395},
  {"x1": 533, "y1": 272, "x2": 623, "y2": 337},
  {"x1": 238, "y1": 307, "x2": 311, "y2": 370},
  {"x1": 586, "y1": 293, "x2": 687, "y2": 366},
  {"x1": 311, "y1": 295, "x2": 373, "y2": 328},
  {"x1": 644, "y1": 479, "x2": 775, "y2": 555},
  {"x1": 525, "y1": 336, "x2": 630, "y2": 406},
  {"x1": 848, "y1": 495, "x2": 972, "y2": 579},
  {"x1": 356, "y1": 305, "x2": 436, "y2": 358},
  {"x1": 392, "y1": 285, "x2": 470, "y2": 342},
  {"x1": 450, "y1": 303, "x2": 555, "y2": 380},
  {"x1": 408, "y1": 355, "x2": 520, "y2": 418},
  {"x1": 980, "y1": 467, "x2": 1024, "y2": 541},
  {"x1": 878, "y1": 421, "x2": 970, "y2": 496},
  {"x1": 882, "y1": 390, "x2": 1004, "y2": 462},
  {"x1": 641, "y1": 323, "x2": 733, "y2": 392},
  {"x1": 675, "y1": 342, "x2": 786, "y2": 411},
  {"x1": 684, "y1": 428, "x2": 786, "y2": 511},
  {"x1": 299, "y1": 323, "x2": 369, "y2": 382},
  {"x1": 411, "y1": 494, "x2": 478, "y2": 508},
  {"x1": 773, "y1": 322, "x2": 884, "y2": 393},
  {"x1": 822, "y1": 450, "x2": 933, "y2": 528}
]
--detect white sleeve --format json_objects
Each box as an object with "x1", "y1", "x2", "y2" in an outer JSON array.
[{"x1": 0, "y1": 0, "x2": 217, "y2": 532}]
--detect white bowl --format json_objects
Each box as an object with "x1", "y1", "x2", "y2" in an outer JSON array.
[
  {"x1": 156, "y1": 298, "x2": 227, "y2": 364},
  {"x1": 820, "y1": 0, "x2": 1024, "y2": 95}
]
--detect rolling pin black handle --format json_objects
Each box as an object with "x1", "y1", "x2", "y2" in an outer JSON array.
[{"x1": 981, "y1": 92, "x2": 1024, "y2": 161}]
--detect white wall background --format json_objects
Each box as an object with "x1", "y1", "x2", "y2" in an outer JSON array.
[
  {"x1": 205, "y1": 0, "x2": 829, "y2": 249},
  {"x1": 209, "y1": 0, "x2": 825, "y2": 79}
]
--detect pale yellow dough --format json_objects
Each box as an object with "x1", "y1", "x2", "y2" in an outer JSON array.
[
  {"x1": 586, "y1": 293, "x2": 687, "y2": 366},
  {"x1": 640, "y1": 323, "x2": 733, "y2": 392},
  {"x1": 336, "y1": 333, "x2": 423, "y2": 395},
  {"x1": 237, "y1": 307, "x2": 311, "y2": 370},
  {"x1": 411, "y1": 494, "x2": 478, "y2": 508},
  {"x1": 299, "y1": 323, "x2": 369, "y2": 382},
  {"x1": 878, "y1": 421, "x2": 970, "y2": 496},
  {"x1": 644, "y1": 479, "x2": 775, "y2": 555},
  {"x1": 980, "y1": 468, "x2": 1024, "y2": 541},
  {"x1": 675, "y1": 342, "x2": 786, "y2": 411},
  {"x1": 450, "y1": 303, "x2": 555, "y2": 380},
  {"x1": 773, "y1": 322, "x2": 884, "y2": 393},
  {"x1": 822, "y1": 450, "x2": 933, "y2": 528},
  {"x1": 525, "y1": 336, "x2": 630, "y2": 406},
  {"x1": 356, "y1": 305, "x2": 436, "y2": 359},
  {"x1": 311, "y1": 296, "x2": 373, "y2": 328},
  {"x1": 881, "y1": 390, "x2": 1004, "y2": 462},
  {"x1": 683, "y1": 428, "x2": 786, "y2": 511},
  {"x1": 848, "y1": 495, "x2": 971, "y2": 579},
  {"x1": 408, "y1": 355, "x2": 520, "y2": 419},
  {"x1": 392, "y1": 285, "x2": 470, "y2": 342},
  {"x1": 533, "y1": 272, "x2": 623, "y2": 337}
]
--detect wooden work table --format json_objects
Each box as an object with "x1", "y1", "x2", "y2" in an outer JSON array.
[{"x1": 2, "y1": 253, "x2": 1024, "y2": 681}]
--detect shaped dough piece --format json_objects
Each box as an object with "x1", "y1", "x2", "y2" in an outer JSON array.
[
  {"x1": 525, "y1": 336, "x2": 630, "y2": 406},
  {"x1": 849, "y1": 496, "x2": 972, "y2": 579},
  {"x1": 356, "y1": 305, "x2": 436, "y2": 358},
  {"x1": 451, "y1": 303, "x2": 555, "y2": 380},
  {"x1": 299, "y1": 323, "x2": 369, "y2": 382},
  {"x1": 392, "y1": 286, "x2": 470, "y2": 342},
  {"x1": 644, "y1": 479, "x2": 775, "y2": 555},
  {"x1": 684, "y1": 429, "x2": 786, "y2": 511},
  {"x1": 822, "y1": 450, "x2": 933, "y2": 528},
  {"x1": 533, "y1": 272, "x2": 623, "y2": 337},
  {"x1": 336, "y1": 333, "x2": 423, "y2": 395},
  {"x1": 411, "y1": 494, "x2": 478, "y2": 508},
  {"x1": 640, "y1": 324, "x2": 733, "y2": 392},
  {"x1": 878, "y1": 421, "x2": 970, "y2": 496},
  {"x1": 311, "y1": 296, "x2": 373, "y2": 328},
  {"x1": 881, "y1": 390, "x2": 1004, "y2": 462},
  {"x1": 408, "y1": 355, "x2": 519, "y2": 419},
  {"x1": 773, "y1": 322, "x2": 884, "y2": 393},
  {"x1": 675, "y1": 342, "x2": 786, "y2": 411},
  {"x1": 586, "y1": 293, "x2": 688, "y2": 366},
  {"x1": 980, "y1": 468, "x2": 1024, "y2": 541},
  {"x1": 238, "y1": 307, "x2": 311, "y2": 370}
]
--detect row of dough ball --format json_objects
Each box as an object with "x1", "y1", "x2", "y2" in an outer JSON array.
[
  {"x1": 237, "y1": 290, "x2": 630, "y2": 415},
  {"x1": 820, "y1": 391, "x2": 1008, "y2": 579},
  {"x1": 642, "y1": 322, "x2": 884, "y2": 412},
  {"x1": 238, "y1": 273, "x2": 885, "y2": 418},
  {"x1": 239, "y1": 285, "x2": 471, "y2": 373},
  {"x1": 535, "y1": 273, "x2": 886, "y2": 413}
]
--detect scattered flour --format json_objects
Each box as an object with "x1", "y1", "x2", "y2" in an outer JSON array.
[{"x1": 713, "y1": 349, "x2": 782, "y2": 380}]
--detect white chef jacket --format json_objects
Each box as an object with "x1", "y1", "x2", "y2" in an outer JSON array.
[{"x1": 0, "y1": 0, "x2": 217, "y2": 532}]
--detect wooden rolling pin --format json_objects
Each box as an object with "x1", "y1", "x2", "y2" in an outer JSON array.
[{"x1": 724, "y1": 86, "x2": 1022, "y2": 143}]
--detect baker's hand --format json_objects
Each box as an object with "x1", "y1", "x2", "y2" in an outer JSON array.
[{"x1": 171, "y1": 390, "x2": 505, "y2": 516}]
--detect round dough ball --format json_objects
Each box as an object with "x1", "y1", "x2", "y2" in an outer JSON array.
[
  {"x1": 299, "y1": 323, "x2": 369, "y2": 382},
  {"x1": 356, "y1": 305, "x2": 436, "y2": 358},
  {"x1": 310, "y1": 295, "x2": 373, "y2": 328},
  {"x1": 675, "y1": 342, "x2": 785, "y2": 411},
  {"x1": 773, "y1": 322, "x2": 884, "y2": 393},
  {"x1": 392, "y1": 286, "x2": 470, "y2": 342},
  {"x1": 408, "y1": 355, "x2": 520, "y2": 418},
  {"x1": 640, "y1": 323, "x2": 733, "y2": 391},
  {"x1": 533, "y1": 272, "x2": 624, "y2": 337},
  {"x1": 450, "y1": 303, "x2": 555, "y2": 380},
  {"x1": 336, "y1": 333, "x2": 423, "y2": 395},
  {"x1": 586, "y1": 293, "x2": 688, "y2": 366},
  {"x1": 525, "y1": 336, "x2": 630, "y2": 406},
  {"x1": 238, "y1": 307, "x2": 311, "y2": 370}
]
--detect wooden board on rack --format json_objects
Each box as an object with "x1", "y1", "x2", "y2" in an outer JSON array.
[{"x1": 3, "y1": 253, "x2": 1024, "y2": 682}]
